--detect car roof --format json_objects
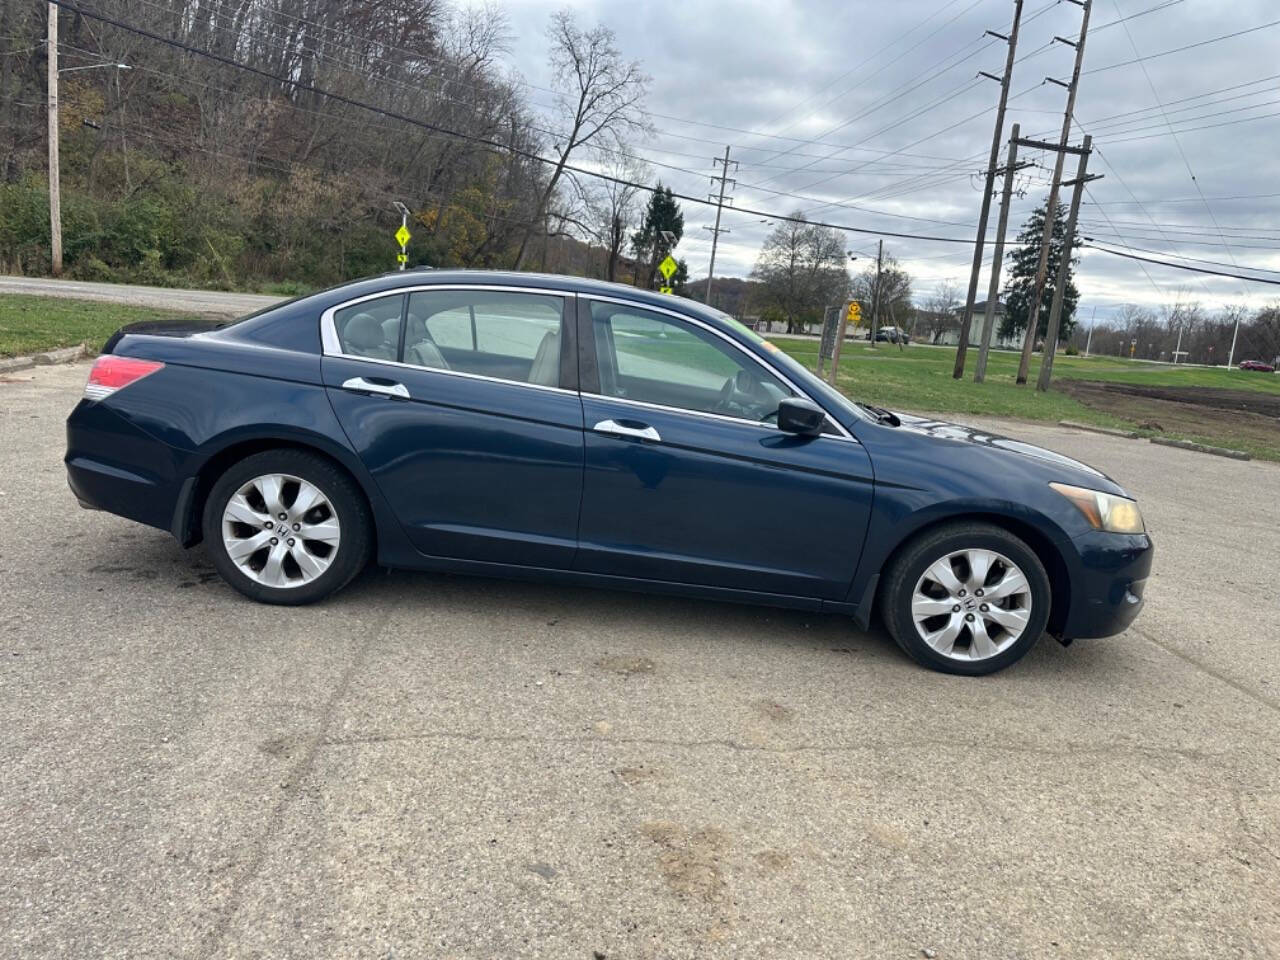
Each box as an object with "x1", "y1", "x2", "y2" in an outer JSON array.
[{"x1": 308, "y1": 269, "x2": 719, "y2": 320}]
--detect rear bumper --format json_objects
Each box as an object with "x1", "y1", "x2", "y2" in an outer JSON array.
[
  {"x1": 1061, "y1": 530, "x2": 1153, "y2": 639},
  {"x1": 65, "y1": 399, "x2": 185, "y2": 535}
]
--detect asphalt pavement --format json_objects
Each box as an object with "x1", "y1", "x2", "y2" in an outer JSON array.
[
  {"x1": 2, "y1": 362, "x2": 1278, "y2": 959},
  {"x1": 0, "y1": 275, "x2": 282, "y2": 315}
]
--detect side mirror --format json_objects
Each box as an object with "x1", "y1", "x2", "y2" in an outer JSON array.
[{"x1": 777, "y1": 397, "x2": 825, "y2": 437}]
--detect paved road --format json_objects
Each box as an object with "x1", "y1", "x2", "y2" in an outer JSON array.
[
  {"x1": 3, "y1": 363, "x2": 1278, "y2": 959},
  {"x1": 0, "y1": 275, "x2": 282, "y2": 315}
]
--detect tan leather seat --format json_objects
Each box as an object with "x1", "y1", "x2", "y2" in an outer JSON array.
[{"x1": 527, "y1": 330, "x2": 560, "y2": 386}]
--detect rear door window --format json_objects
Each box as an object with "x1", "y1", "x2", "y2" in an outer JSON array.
[{"x1": 405, "y1": 290, "x2": 566, "y2": 387}]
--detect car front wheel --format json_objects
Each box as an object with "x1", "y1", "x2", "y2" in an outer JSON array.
[
  {"x1": 202, "y1": 449, "x2": 372, "y2": 605},
  {"x1": 880, "y1": 522, "x2": 1052, "y2": 675}
]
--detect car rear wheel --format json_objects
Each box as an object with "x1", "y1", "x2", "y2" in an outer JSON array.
[
  {"x1": 202, "y1": 450, "x2": 372, "y2": 605},
  {"x1": 880, "y1": 522, "x2": 1051, "y2": 676}
]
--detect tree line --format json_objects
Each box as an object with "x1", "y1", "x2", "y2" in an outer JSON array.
[{"x1": 0, "y1": 0, "x2": 697, "y2": 291}]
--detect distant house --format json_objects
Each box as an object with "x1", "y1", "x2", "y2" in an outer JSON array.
[{"x1": 938, "y1": 299, "x2": 1020, "y2": 349}]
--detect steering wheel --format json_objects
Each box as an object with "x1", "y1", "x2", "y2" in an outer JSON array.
[{"x1": 714, "y1": 369, "x2": 774, "y2": 420}]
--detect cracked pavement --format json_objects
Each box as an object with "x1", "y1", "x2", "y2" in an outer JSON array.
[{"x1": 2, "y1": 362, "x2": 1278, "y2": 959}]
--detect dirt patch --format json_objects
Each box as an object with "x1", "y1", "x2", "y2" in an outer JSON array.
[
  {"x1": 752, "y1": 699, "x2": 795, "y2": 722},
  {"x1": 752, "y1": 849, "x2": 792, "y2": 872},
  {"x1": 1060, "y1": 380, "x2": 1279, "y2": 457},
  {"x1": 615, "y1": 764, "x2": 663, "y2": 786},
  {"x1": 640, "y1": 821, "x2": 730, "y2": 904},
  {"x1": 594, "y1": 654, "x2": 656, "y2": 676}
]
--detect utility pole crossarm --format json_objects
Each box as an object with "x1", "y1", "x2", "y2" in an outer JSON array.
[{"x1": 1012, "y1": 136, "x2": 1089, "y2": 156}]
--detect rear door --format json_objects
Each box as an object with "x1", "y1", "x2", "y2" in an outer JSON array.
[
  {"x1": 321, "y1": 285, "x2": 584, "y2": 568},
  {"x1": 573, "y1": 296, "x2": 875, "y2": 600}
]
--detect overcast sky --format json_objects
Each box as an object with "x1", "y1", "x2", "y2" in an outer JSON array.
[{"x1": 497, "y1": 0, "x2": 1280, "y2": 321}]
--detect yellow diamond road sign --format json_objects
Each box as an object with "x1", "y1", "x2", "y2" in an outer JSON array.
[
  {"x1": 395, "y1": 225, "x2": 411, "y2": 248},
  {"x1": 658, "y1": 255, "x2": 677, "y2": 281}
]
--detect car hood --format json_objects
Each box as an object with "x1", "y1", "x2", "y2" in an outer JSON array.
[{"x1": 890, "y1": 411, "x2": 1114, "y2": 484}]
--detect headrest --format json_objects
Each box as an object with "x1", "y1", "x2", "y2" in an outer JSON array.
[{"x1": 345, "y1": 313, "x2": 385, "y2": 350}]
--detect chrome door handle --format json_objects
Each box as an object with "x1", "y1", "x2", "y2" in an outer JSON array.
[
  {"x1": 342, "y1": 376, "x2": 409, "y2": 399},
  {"x1": 593, "y1": 418, "x2": 661, "y2": 442}
]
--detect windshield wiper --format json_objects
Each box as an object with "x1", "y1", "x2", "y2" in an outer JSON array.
[{"x1": 858, "y1": 402, "x2": 900, "y2": 427}]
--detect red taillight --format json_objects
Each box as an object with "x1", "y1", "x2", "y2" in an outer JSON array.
[{"x1": 83, "y1": 355, "x2": 164, "y2": 401}]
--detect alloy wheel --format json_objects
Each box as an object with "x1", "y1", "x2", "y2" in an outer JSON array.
[
  {"x1": 910, "y1": 548, "x2": 1033, "y2": 662},
  {"x1": 221, "y1": 473, "x2": 341, "y2": 588}
]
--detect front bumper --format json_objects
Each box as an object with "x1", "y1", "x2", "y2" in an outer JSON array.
[{"x1": 1061, "y1": 529, "x2": 1153, "y2": 639}]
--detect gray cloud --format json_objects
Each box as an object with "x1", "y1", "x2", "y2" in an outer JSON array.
[{"x1": 502, "y1": 0, "x2": 1280, "y2": 319}]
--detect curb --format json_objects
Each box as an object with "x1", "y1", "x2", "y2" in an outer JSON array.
[
  {"x1": 0, "y1": 343, "x2": 88, "y2": 373},
  {"x1": 33, "y1": 343, "x2": 89, "y2": 365},
  {"x1": 1149, "y1": 437, "x2": 1251, "y2": 461},
  {"x1": 0, "y1": 355, "x2": 35, "y2": 373},
  {"x1": 1057, "y1": 419, "x2": 1143, "y2": 439}
]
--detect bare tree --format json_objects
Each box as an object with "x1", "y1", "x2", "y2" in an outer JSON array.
[
  {"x1": 512, "y1": 9, "x2": 650, "y2": 269},
  {"x1": 575, "y1": 151, "x2": 647, "y2": 281},
  {"x1": 922, "y1": 279, "x2": 962, "y2": 344},
  {"x1": 750, "y1": 213, "x2": 850, "y2": 334}
]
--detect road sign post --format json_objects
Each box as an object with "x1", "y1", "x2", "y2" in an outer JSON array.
[
  {"x1": 393, "y1": 201, "x2": 411, "y2": 271},
  {"x1": 828, "y1": 300, "x2": 861, "y2": 385},
  {"x1": 658, "y1": 255, "x2": 677, "y2": 294}
]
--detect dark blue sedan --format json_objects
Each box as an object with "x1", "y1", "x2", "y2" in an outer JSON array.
[{"x1": 65, "y1": 270, "x2": 1152, "y2": 675}]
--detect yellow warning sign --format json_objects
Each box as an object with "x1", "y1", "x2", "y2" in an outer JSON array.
[
  {"x1": 395, "y1": 224, "x2": 411, "y2": 248},
  {"x1": 658, "y1": 255, "x2": 677, "y2": 281},
  {"x1": 659, "y1": 285, "x2": 674, "y2": 295},
  {"x1": 396, "y1": 253, "x2": 408, "y2": 264},
  {"x1": 846, "y1": 301, "x2": 862, "y2": 324}
]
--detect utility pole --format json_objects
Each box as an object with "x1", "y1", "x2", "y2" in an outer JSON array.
[
  {"x1": 1084, "y1": 305, "x2": 1096, "y2": 356},
  {"x1": 703, "y1": 146, "x2": 736, "y2": 305},
  {"x1": 1226, "y1": 311, "x2": 1242, "y2": 369},
  {"x1": 952, "y1": 0, "x2": 1023, "y2": 379},
  {"x1": 974, "y1": 123, "x2": 1023, "y2": 383},
  {"x1": 1016, "y1": 0, "x2": 1092, "y2": 385},
  {"x1": 867, "y1": 239, "x2": 884, "y2": 349},
  {"x1": 47, "y1": 1, "x2": 62, "y2": 276},
  {"x1": 1036, "y1": 135, "x2": 1098, "y2": 391}
]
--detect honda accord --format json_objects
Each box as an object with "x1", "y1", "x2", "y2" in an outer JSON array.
[{"x1": 65, "y1": 271, "x2": 1152, "y2": 675}]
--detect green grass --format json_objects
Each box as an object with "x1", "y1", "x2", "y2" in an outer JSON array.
[
  {"x1": 0, "y1": 295, "x2": 199, "y2": 358},
  {"x1": 771, "y1": 337, "x2": 1280, "y2": 462}
]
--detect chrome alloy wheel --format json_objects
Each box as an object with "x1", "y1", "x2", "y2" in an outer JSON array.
[
  {"x1": 221, "y1": 473, "x2": 341, "y2": 588},
  {"x1": 910, "y1": 548, "x2": 1033, "y2": 662}
]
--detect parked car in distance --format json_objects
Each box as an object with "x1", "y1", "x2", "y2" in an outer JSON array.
[
  {"x1": 1238, "y1": 359, "x2": 1275, "y2": 372},
  {"x1": 867, "y1": 325, "x2": 910, "y2": 344},
  {"x1": 65, "y1": 270, "x2": 1152, "y2": 676}
]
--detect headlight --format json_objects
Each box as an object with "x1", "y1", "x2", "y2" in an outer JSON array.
[{"x1": 1050, "y1": 482, "x2": 1145, "y2": 534}]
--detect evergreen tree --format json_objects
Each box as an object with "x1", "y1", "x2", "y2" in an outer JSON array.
[
  {"x1": 1000, "y1": 200, "x2": 1081, "y2": 345},
  {"x1": 630, "y1": 184, "x2": 684, "y2": 288}
]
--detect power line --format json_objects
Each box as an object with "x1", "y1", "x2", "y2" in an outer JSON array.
[
  {"x1": 1082, "y1": 243, "x2": 1280, "y2": 285},
  {"x1": 1084, "y1": 16, "x2": 1280, "y2": 74}
]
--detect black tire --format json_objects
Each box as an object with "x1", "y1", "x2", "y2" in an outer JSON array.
[
  {"x1": 879, "y1": 521, "x2": 1052, "y2": 676},
  {"x1": 201, "y1": 449, "x2": 372, "y2": 605}
]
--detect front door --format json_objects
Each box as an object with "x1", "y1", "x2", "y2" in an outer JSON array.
[
  {"x1": 573, "y1": 298, "x2": 874, "y2": 600},
  {"x1": 322, "y1": 286, "x2": 584, "y2": 568}
]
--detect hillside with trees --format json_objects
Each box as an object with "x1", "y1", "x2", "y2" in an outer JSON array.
[{"x1": 0, "y1": 1, "x2": 676, "y2": 290}]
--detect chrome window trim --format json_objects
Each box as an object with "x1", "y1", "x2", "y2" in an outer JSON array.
[
  {"x1": 319, "y1": 284, "x2": 576, "y2": 395},
  {"x1": 581, "y1": 293, "x2": 856, "y2": 442}
]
